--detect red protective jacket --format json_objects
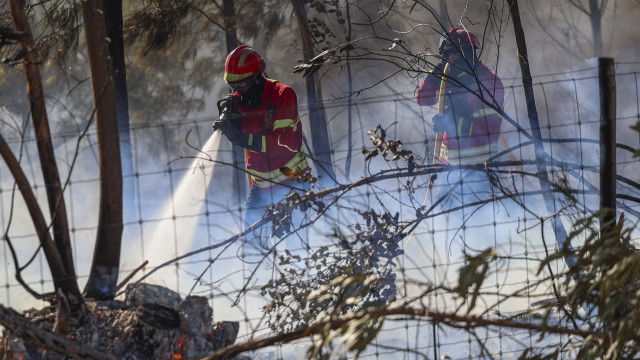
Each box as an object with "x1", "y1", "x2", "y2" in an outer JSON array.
[
  {"x1": 416, "y1": 61, "x2": 504, "y2": 165},
  {"x1": 236, "y1": 78, "x2": 310, "y2": 189}
]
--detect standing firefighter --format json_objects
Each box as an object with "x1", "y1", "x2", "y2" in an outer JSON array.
[
  {"x1": 416, "y1": 28, "x2": 504, "y2": 205},
  {"x1": 214, "y1": 45, "x2": 311, "y2": 256}
]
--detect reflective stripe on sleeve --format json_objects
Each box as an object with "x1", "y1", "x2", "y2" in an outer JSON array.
[
  {"x1": 273, "y1": 118, "x2": 300, "y2": 131},
  {"x1": 472, "y1": 108, "x2": 499, "y2": 118},
  {"x1": 247, "y1": 134, "x2": 267, "y2": 153},
  {"x1": 248, "y1": 149, "x2": 309, "y2": 188}
]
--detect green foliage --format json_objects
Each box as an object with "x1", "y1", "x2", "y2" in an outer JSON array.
[
  {"x1": 124, "y1": 0, "x2": 190, "y2": 55},
  {"x1": 536, "y1": 211, "x2": 640, "y2": 358},
  {"x1": 305, "y1": 282, "x2": 384, "y2": 360},
  {"x1": 0, "y1": 1, "x2": 83, "y2": 119},
  {"x1": 455, "y1": 248, "x2": 496, "y2": 313}
]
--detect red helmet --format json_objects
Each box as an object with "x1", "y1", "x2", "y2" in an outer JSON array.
[
  {"x1": 438, "y1": 28, "x2": 481, "y2": 55},
  {"x1": 224, "y1": 45, "x2": 266, "y2": 83}
]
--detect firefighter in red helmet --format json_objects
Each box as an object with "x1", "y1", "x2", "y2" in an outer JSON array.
[
  {"x1": 416, "y1": 28, "x2": 504, "y2": 204},
  {"x1": 214, "y1": 45, "x2": 311, "y2": 257}
]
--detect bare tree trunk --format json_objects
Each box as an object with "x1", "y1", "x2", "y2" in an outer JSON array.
[
  {"x1": 8, "y1": 0, "x2": 83, "y2": 308},
  {"x1": 223, "y1": 0, "x2": 238, "y2": 51},
  {"x1": 508, "y1": 0, "x2": 578, "y2": 271},
  {"x1": 291, "y1": 0, "x2": 336, "y2": 185},
  {"x1": 345, "y1": 0, "x2": 353, "y2": 180},
  {"x1": 222, "y1": 0, "x2": 248, "y2": 202},
  {"x1": 81, "y1": 0, "x2": 124, "y2": 300},
  {"x1": 589, "y1": 0, "x2": 604, "y2": 57},
  {"x1": 102, "y1": 0, "x2": 137, "y2": 222},
  {"x1": 598, "y1": 57, "x2": 616, "y2": 236}
]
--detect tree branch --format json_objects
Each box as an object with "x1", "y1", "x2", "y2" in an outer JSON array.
[{"x1": 203, "y1": 305, "x2": 598, "y2": 360}]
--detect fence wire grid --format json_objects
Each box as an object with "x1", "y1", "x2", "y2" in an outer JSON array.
[{"x1": 1, "y1": 63, "x2": 640, "y2": 359}]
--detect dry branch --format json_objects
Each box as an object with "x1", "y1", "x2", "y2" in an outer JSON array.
[
  {"x1": 203, "y1": 306, "x2": 598, "y2": 360},
  {"x1": 0, "y1": 133, "x2": 70, "y2": 298},
  {"x1": 8, "y1": 0, "x2": 81, "y2": 304}
]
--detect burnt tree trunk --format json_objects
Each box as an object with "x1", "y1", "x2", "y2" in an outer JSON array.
[
  {"x1": 508, "y1": 0, "x2": 578, "y2": 271},
  {"x1": 102, "y1": 0, "x2": 137, "y2": 222},
  {"x1": 598, "y1": 57, "x2": 616, "y2": 236},
  {"x1": 81, "y1": 0, "x2": 124, "y2": 300},
  {"x1": 222, "y1": 0, "x2": 247, "y2": 202},
  {"x1": 291, "y1": 0, "x2": 336, "y2": 185},
  {"x1": 8, "y1": 0, "x2": 83, "y2": 309}
]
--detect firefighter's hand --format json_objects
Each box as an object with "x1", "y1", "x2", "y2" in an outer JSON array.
[
  {"x1": 432, "y1": 114, "x2": 449, "y2": 133},
  {"x1": 213, "y1": 119, "x2": 237, "y2": 138},
  {"x1": 213, "y1": 120, "x2": 263, "y2": 152},
  {"x1": 217, "y1": 94, "x2": 241, "y2": 117}
]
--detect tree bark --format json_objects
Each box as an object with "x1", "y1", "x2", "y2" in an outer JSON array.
[
  {"x1": 507, "y1": 0, "x2": 578, "y2": 270},
  {"x1": 8, "y1": 0, "x2": 83, "y2": 308},
  {"x1": 598, "y1": 57, "x2": 616, "y2": 236},
  {"x1": 81, "y1": 0, "x2": 124, "y2": 300},
  {"x1": 291, "y1": 0, "x2": 336, "y2": 185},
  {"x1": 589, "y1": 0, "x2": 603, "y2": 57},
  {"x1": 102, "y1": 0, "x2": 137, "y2": 221},
  {"x1": 222, "y1": 0, "x2": 248, "y2": 202}
]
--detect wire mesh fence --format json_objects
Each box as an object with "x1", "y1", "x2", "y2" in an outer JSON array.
[{"x1": 1, "y1": 63, "x2": 639, "y2": 359}]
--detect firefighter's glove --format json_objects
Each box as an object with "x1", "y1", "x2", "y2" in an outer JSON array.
[
  {"x1": 213, "y1": 120, "x2": 264, "y2": 152},
  {"x1": 217, "y1": 94, "x2": 242, "y2": 122},
  {"x1": 425, "y1": 60, "x2": 450, "y2": 86},
  {"x1": 432, "y1": 113, "x2": 454, "y2": 135}
]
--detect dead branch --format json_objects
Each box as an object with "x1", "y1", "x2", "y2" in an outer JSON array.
[
  {"x1": 8, "y1": 0, "x2": 83, "y2": 309},
  {"x1": 202, "y1": 305, "x2": 598, "y2": 360},
  {"x1": 115, "y1": 260, "x2": 148, "y2": 292},
  {"x1": 0, "y1": 132, "x2": 75, "y2": 298}
]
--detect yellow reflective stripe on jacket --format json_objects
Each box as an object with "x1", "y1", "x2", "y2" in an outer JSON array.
[
  {"x1": 273, "y1": 117, "x2": 300, "y2": 131},
  {"x1": 456, "y1": 117, "x2": 473, "y2": 137},
  {"x1": 250, "y1": 151, "x2": 307, "y2": 180},
  {"x1": 248, "y1": 150, "x2": 309, "y2": 188},
  {"x1": 447, "y1": 142, "x2": 498, "y2": 165},
  {"x1": 472, "y1": 108, "x2": 499, "y2": 118},
  {"x1": 247, "y1": 134, "x2": 267, "y2": 152}
]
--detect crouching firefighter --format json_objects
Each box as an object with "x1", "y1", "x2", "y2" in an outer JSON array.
[
  {"x1": 416, "y1": 28, "x2": 504, "y2": 206},
  {"x1": 213, "y1": 45, "x2": 312, "y2": 259}
]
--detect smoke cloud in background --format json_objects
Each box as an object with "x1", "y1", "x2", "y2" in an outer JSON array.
[{"x1": 0, "y1": 2, "x2": 638, "y2": 349}]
